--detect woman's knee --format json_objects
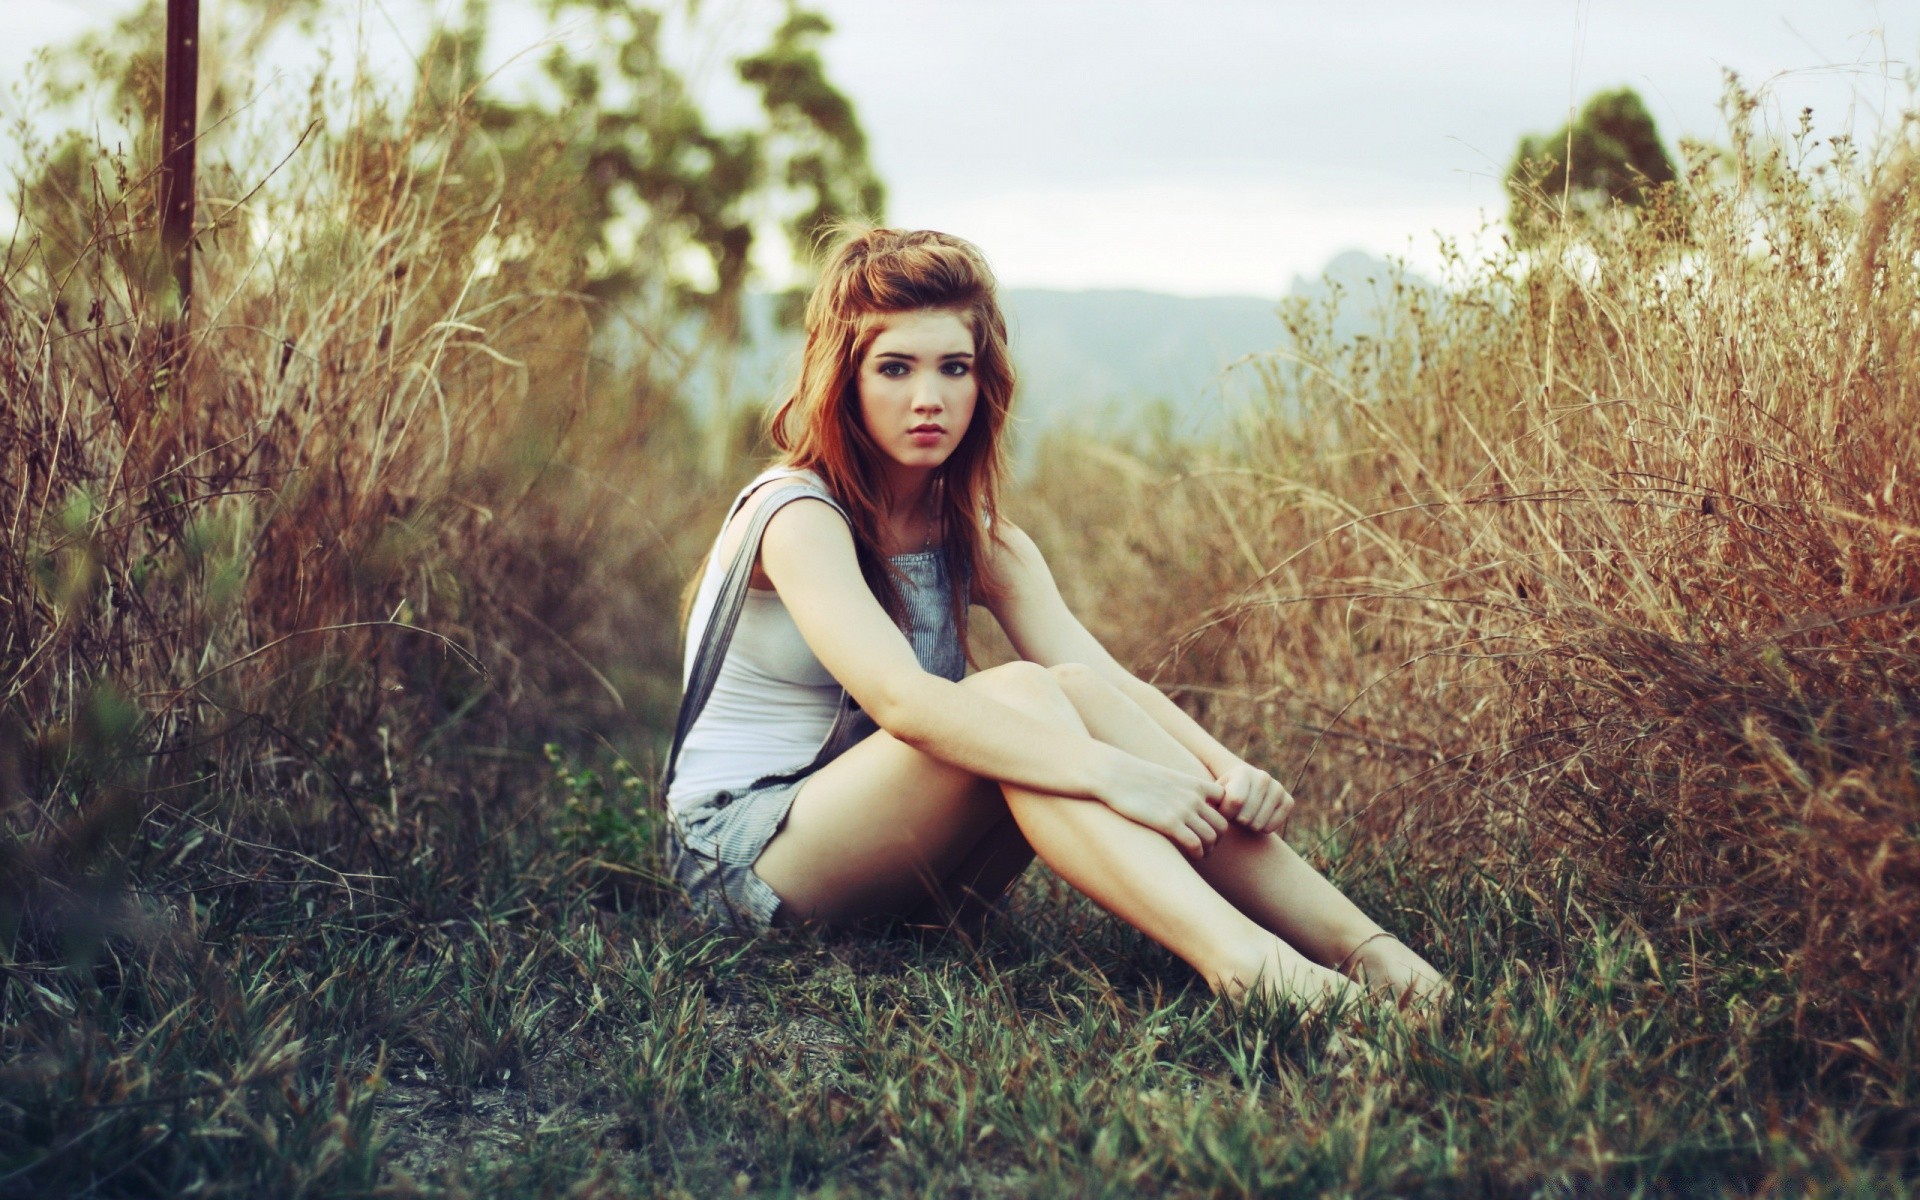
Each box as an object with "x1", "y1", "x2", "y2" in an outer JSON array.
[
  {"x1": 1049, "y1": 662, "x2": 1150, "y2": 730},
  {"x1": 964, "y1": 660, "x2": 1081, "y2": 725},
  {"x1": 1046, "y1": 661, "x2": 1107, "y2": 701}
]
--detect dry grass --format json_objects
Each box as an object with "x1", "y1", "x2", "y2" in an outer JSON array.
[
  {"x1": 1, "y1": 52, "x2": 713, "y2": 867},
  {"x1": 1023, "y1": 86, "x2": 1920, "y2": 1065}
]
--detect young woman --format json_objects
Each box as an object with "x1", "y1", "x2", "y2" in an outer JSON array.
[{"x1": 664, "y1": 227, "x2": 1446, "y2": 1007}]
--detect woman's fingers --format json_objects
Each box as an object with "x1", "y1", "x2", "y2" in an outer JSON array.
[
  {"x1": 1112, "y1": 761, "x2": 1234, "y2": 857},
  {"x1": 1198, "y1": 800, "x2": 1228, "y2": 835},
  {"x1": 1234, "y1": 780, "x2": 1264, "y2": 829},
  {"x1": 1228, "y1": 774, "x2": 1292, "y2": 834},
  {"x1": 1231, "y1": 779, "x2": 1264, "y2": 830},
  {"x1": 1182, "y1": 807, "x2": 1214, "y2": 849},
  {"x1": 1254, "y1": 785, "x2": 1296, "y2": 835},
  {"x1": 1218, "y1": 764, "x2": 1303, "y2": 831},
  {"x1": 1173, "y1": 796, "x2": 1222, "y2": 859},
  {"x1": 1273, "y1": 791, "x2": 1297, "y2": 836},
  {"x1": 1166, "y1": 767, "x2": 1226, "y2": 851},
  {"x1": 1254, "y1": 781, "x2": 1287, "y2": 831},
  {"x1": 1217, "y1": 772, "x2": 1250, "y2": 821},
  {"x1": 1170, "y1": 821, "x2": 1203, "y2": 856}
]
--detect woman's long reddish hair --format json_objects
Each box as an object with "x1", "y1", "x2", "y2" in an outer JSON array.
[{"x1": 767, "y1": 227, "x2": 1013, "y2": 653}]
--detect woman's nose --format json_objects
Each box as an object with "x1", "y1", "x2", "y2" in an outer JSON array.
[{"x1": 912, "y1": 376, "x2": 943, "y2": 412}]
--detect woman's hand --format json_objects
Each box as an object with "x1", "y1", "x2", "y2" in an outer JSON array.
[
  {"x1": 1214, "y1": 761, "x2": 1296, "y2": 835},
  {"x1": 1090, "y1": 749, "x2": 1229, "y2": 859}
]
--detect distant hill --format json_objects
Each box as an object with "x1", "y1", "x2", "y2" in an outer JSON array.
[
  {"x1": 665, "y1": 250, "x2": 1425, "y2": 448},
  {"x1": 1283, "y1": 248, "x2": 1436, "y2": 340},
  {"x1": 1006, "y1": 251, "x2": 1432, "y2": 436},
  {"x1": 997, "y1": 289, "x2": 1278, "y2": 440}
]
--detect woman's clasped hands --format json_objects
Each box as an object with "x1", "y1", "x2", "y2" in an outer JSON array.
[
  {"x1": 1213, "y1": 761, "x2": 1296, "y2": 836},
  {"x1": 1089, "y1": 750, "x2": 1295, "y2": 859}
]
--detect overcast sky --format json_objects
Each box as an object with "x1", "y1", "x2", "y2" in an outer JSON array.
[{"x1": 8, "y1": 0, "x2": 1917, "y2": 296}]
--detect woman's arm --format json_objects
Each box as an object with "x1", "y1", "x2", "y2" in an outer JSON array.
[
  {"x1": 757, "y1": 497, "x2": 1229, "y2": 855},
  {"x1": 982, "y1": 523, "x2": 1298, "y2": 835}
]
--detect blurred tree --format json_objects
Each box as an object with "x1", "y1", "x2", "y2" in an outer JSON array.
[
  {"x1": 424, "y1": 0, "x2": 882, "y2": 341},
  {"x1": 737, "y1": 7, "x2": 886, "y2": 328},
  {"x1": 35, "y1": 0, "x2": 880, "y2": 347},
  {"x1": 1506, "y1": 87, "x2": 1682, "y2": 247}
]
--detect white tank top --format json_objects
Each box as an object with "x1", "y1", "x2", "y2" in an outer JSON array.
[
  {"x1": 666, "y1": 467, "x2": 969, "y2": 811},
  {"x1": 669, "y1": 469, "x2": 841, "y2": 805}
]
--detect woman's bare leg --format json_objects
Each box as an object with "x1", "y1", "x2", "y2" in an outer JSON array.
[
  {"x1": 993, "y1": 769, "x2": 1356, "y2": 1004},
  {"x1": 752, "y1": 662, "x2": 1353, "y2": 1003},
  {"x1": 902, "y1": 812, "x2": 1033, "y2": 934},
  {"x1": 1048, "y1": 664, "x2": 1448, "y2": 1004},
  {"x1": 751, "y1": 734, "x2": 1012, "y2": 926}
]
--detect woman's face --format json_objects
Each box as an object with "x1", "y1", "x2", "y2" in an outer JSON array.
[{"x1": 856, "y1": 308, "x2": 978, "y2": 477}]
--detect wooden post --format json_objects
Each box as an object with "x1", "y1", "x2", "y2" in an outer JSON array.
[{"x1": 159, "y1": 0, "x2": 199, "y2": 370}]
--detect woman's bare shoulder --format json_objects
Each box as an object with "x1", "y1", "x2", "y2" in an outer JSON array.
[
  {"x1": 987, "y1": 516, "x2": 1042, "y2": 556},
  {"x1": 714, "y1": 471, "x2": 850, "y2": 587},
  {"x1": 980, "y1": 518, "x2": 1053, "y2": 597}
]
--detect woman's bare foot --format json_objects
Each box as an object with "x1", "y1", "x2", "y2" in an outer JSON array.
[
  {"x1": 1216, "y1": 936, "x2": 1364, "y2": 1009},
  {"x1": 1342, "y1": 932, "x2": 1451, "y2": 1013}
]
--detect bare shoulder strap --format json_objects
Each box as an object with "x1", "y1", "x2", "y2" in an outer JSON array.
[{"x1": 660, "y1": 481, "x2": 847, "y2": 798}]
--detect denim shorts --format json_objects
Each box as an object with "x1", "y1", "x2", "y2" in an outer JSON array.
[{"x1": 667, "y1": 776, "x2": 808, "y2": 933}]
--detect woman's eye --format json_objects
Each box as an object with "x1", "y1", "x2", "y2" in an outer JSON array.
[
  {"x1": 941, "y1": 361, "x2": 971, "y2": 377},
  {"x1": 877, "y1": 361, "x2": 909, "y2": 378}
]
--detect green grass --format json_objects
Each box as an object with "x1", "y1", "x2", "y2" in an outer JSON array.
[{"x1": 5, "y1": 746, "x2": 1914, "y2": 1198}]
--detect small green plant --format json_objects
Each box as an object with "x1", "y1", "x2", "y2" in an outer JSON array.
[{"x1": 547, "y1": 743, "x2": 674, "y2": 907}]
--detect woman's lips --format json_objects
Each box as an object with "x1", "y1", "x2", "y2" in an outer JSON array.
[{"x1": 908, "y1": 425, "x2": 944, "y2": 446}]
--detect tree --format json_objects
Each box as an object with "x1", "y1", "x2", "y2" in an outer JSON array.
[
  {"x1": 37, "y1": 0, "x2": 880, "y2": 345},
  {"x1": 426, "y1": 0, "x2": 883, "y2": 338},
  {"x1": 1506, "y1": 87, "x2": 1681, "y2": 247},
  {"x1": 738, "y1": 8, "x2": 886, "y2": 327}
]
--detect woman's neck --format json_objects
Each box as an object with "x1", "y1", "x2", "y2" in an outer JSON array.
[
  {"x1": 877, "y1": 467, "x2": 940, "y2": 552},
  {"x1": 877, "y1": 464, "x2": 937, "y2": 522}
]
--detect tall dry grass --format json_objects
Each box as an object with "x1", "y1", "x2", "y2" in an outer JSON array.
[
  {"x1": 1025, "y1": 88, "x2": 1920, "y2": 1059},
  {"x1": 0, "y1": 55, "x2": 715, "y2": 933}
]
